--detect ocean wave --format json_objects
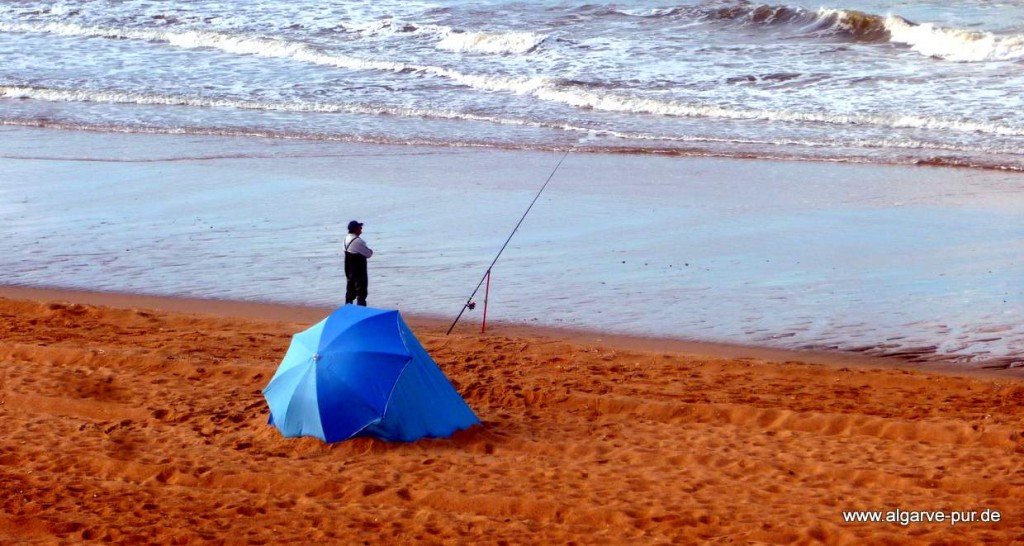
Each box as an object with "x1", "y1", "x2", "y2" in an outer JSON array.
[
  {"x1": 436, "y1": 29, "x2": 546, "y2": 55},
  {"x1": 337, "y1": 17, "x2": 544, "y2": 56},
  {"x1": 342, "y1": 18, "x2": 421, "y2": 36},
  {"x1": 705, "y1": 5, "x2": 892, "y2": 42},
  {"x1": 531, "y1": 84, "x2": 1024, "y2": 137},
  {"x1": 0, "y1": 21, "x2": 556, "y2": 93},
  {"x1": 706, "y1": 4, "x2": 811, "y2": 27},
  {"x1": 884, "y1": 15, "x2": 1024, "y2": 62},
  {"x1": 4, "y1": 3, "x2": 1023, "y2": 67},
  {"x1": 3, "y1": 85, "x2": 1020, "y2": 159},
  {"x1": 0, "y1": 85, "x2": 381, "y2": 115},
  {"x1": 701, "y1": 4, "x2": 1024, "y2": 61},
  {"x1": 3, "y1": 22, "x2": 1022, "y2": 137},
  {"x1": 0, "y1": 85, "x2": 595, "y2": 133},
  {"x1": 341, "y1": 17, "x2": 451, "y2": 38},
  {"x1": 341, "y1": 16, "x2": 547, "y2": 55},
  {"x1": 810, "y1": 8, "x2": 891, "y2": 42},
  {"x1": 613, "y1": 7, "x2": 693, "y2": 19},
  {"x1": 0, "y1": 21, "x2": 413, "y2": 71}
]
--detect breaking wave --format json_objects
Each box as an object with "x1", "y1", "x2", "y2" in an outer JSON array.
[
  {"x1": 0, "y1": 21, "x2": 555, "y2": 88},
  {"x1": 338, "y1": 18, "x2": 545, "y2": 55},
  {"x1": 701, "y1": 4, "x2": 1024, "y2": 61},
  {"x1": 437, "y1": 29, "x2": 546, "y2": 55},
  {"x1": 531, "y1": 85, "x2": 1024, "y2": 136},
  {"x1": 811, "y1": 8, "x2": 893, "y2": 42},
  {"x1": 0, "y1": 21, "x2": 405, "y2": 71},
  {"x1": 341, "y1": 18, "x2": 432, "y2": 36},
  {"x1": 708, "y1": 4, "x2": 820, "y2": 27},
  {"x1": 4, "y1": 82, "x2": 1021, "y2": 170},
  {"x1": 403, "y1": 3, "x2": 1024, "y2": 63},
  {"x1": 5, "y1": 85, "x2": 1023, "y2": 156},
  {"x1": 0, "y1": 85, "x2": 565, "y2": 128},
  {"x1": 2, "y1": 20, "x2": 1022, "y2": 139},
  {"x1": 884, "y1": 15, "x2": 1024, "y2": 62}
]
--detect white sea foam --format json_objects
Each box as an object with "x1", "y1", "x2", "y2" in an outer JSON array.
[
  {"x1": 0, "y1": 21, "x2": 412, "y2": 72},
  {"x1": 884, "y1": 15, "x2": 1024, "y2": 62},
  {"x1": 530, "y1": 85, "x2": 1024, "y2": 137},
  {"x1": 0, "y1": 85, "x2": 592, "y2": 134},
  {"x1": 344, "y1": 18, "x2": 402, "y2": 36},
  {"x1": 436, "y1": 29, "x2": 546, "y2": 54},
  {"x1": 341, "y1": 19, "x2": 549, "y2": 57},
  {"x1": 5, "y1": 85, "x2": 1019, "y2": 160},
  {"x1": 0, "y1": 85, "x2": 451, "y2": 119},
  {"x1": 343, "y1": 17, "x2": 450, "y2": 38},
  {"x1": 3, "y1": 20, "x2": 1023, "y2": 140},
  {"x1": 0, "y1": 21, "x2": 555, "y2": 91}
]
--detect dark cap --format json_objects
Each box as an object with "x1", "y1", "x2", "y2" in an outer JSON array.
[{"x1": 347, "y1": 220, "x2": 363, "y2": 232}]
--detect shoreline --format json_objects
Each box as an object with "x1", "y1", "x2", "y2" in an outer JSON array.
[
  {"x1": 3, "y1": 284, "x2": 1020, "y2": 379},
  {"x1": 4, "y1": 125, "x2": 1022, "y2": 372},
  {"x1": 7, "y1": 120, "x2": 1024, "y2": 174}
]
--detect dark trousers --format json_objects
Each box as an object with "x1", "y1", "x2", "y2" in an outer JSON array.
[{"x1": 345, "y1": 253, "x2": 368, "y2": 306}]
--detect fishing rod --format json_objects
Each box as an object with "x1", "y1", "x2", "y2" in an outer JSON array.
[{"x1": 446, "y1": 149, "x2": 571, "y2": 335}]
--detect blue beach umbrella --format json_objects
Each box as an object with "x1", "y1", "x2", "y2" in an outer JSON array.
[{"x1": 263, "y1": 305, "x2": 480, "y2": 443}]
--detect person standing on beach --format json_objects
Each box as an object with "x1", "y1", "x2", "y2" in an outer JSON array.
[{"x1": 344, "y1": 220, "x2": 373, "y2": 306}]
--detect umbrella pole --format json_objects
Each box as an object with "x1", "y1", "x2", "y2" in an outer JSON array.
[{"x1": 482, "y1": 269, "x2": 491, "y2": 334}]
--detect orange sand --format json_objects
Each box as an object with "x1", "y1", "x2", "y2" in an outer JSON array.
[{"x1": 1, "y1": 291, "x2": 1022, "y2": 544}]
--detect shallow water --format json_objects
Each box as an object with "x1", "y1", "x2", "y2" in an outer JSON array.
[{"x1": 2, "y1": 126, "x2": 1021, "y2": 368}]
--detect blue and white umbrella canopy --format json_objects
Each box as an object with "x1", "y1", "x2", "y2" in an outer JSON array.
[{"x1": 263, "y1": 305, "x2": 480, "y2": 443}]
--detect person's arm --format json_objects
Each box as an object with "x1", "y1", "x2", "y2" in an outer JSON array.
[{"x1": 350, "y1": 237, "x2": 373, "y2": 258}]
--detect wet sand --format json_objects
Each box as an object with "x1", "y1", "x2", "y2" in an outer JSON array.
[
  {"x1": 1, "y1": 288, "x2": 1022, "y2": 544},
  {"x1": 4, "y1": 125, "x2": 1023, "y2": 367}
]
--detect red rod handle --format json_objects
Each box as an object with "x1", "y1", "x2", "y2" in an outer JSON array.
[{"x1": 482, "y1": 269, "x2": 491, "y2": 334}]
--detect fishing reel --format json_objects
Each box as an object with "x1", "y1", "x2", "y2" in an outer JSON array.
[{"x1": 466, "y1": 301, "x2": 476, "y2": 310}]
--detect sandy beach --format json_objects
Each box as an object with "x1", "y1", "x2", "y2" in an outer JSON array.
[
  {"x1": 1, "y1": 287, "x2": 1021, "y2": 544},
  {"x1": 3, "y1": 2, "x2": 1024, "y2": 543}
]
